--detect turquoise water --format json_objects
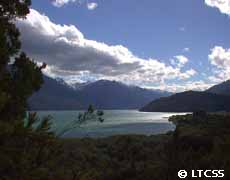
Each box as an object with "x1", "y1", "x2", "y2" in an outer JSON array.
[{"x1": 36, "y1": 110, "x2": 187, "y2": 137}]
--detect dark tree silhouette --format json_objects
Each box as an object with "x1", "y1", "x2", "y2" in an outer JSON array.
[
  {"x1": 0, "y1": 1, "x2": 59, "y2": 179},
  {"x1": 0, "y1": 0, "x2": 45, "y2": 122}
]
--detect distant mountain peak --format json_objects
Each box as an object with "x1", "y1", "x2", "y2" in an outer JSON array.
[
  {"x1": 92, "y1": 79, "x2": 125, "y2": 85},
  {"x1": 29, "y1": 76, "x2": 171, "y2": 110}
]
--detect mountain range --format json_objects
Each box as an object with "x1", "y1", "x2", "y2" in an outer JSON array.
[
  {"x1": 140, "y1": 80, "x2": 230, "y2": 112},
  {"x1": 28, "y1": 76, "x2": 81, "y2": 110},
  {"x1": 28, "y1": 75, "x2": 171, "y2": 110}
]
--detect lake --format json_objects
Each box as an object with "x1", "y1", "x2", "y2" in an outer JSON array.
[{"x1": 36, "y1": 110, "x2": 187, "y2": 138}]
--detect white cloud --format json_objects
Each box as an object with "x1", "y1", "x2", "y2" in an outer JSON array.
[
  {"x1": 205, "y1": 0, "x2": 230, "y2": 15},
  {"x1": 175, "y1": 55, "x2": 189, "y2": 67},
  {"x1": 209, "y1": 46, "x2": 230, "y2": 68},
  {"x1": 183, "y1": 47, "x2": 190, "y2": 52},
  {"x1": 87, "y1": 2, "x2": 98, "y2": 10},
  {"x1": 183, "y1": 69, "x2": 197, "y2": 78},
  {"x1": 208, "y1": 46, "x2": 230, "y2": 82},
  {"x1": 16, "y1": 9, "x2": 197, "y2": 87},
  {"x1": 208, "y1": 75, "x2": 223, "y2": 83},
  {"x1": 170, "y1": 55, "x2": 189, "y2": 68},
  {"x1": 51, "y1": 0, "x2": 78, "y2": 7},
  {"x1": 51, "y1": 0, "x2": 98, "y2": 9},
  {"x1": 153, "y1": 81, "x2": 215, "y2": 92}
]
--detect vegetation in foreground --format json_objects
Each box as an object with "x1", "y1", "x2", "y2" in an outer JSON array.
[
  {"x1": 56, "y1": 112, "x2": 230, "y2": 180},
  {"x1": 1, "y1": 1, "x2": 230, "y2": 180},
  {"x1": 1, "y1": 112, "x2": 230, "y2": 180}
]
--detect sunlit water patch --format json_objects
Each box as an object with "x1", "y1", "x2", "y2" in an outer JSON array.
[{"x1": 35, "y1": 110, "x2": 187, "y2": 138}]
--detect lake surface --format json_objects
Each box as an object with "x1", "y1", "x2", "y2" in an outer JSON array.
[{"x1": 36, "y1": 110, "x2": 187, "y2": 138}]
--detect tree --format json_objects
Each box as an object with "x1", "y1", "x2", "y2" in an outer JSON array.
[
  {"x1": 0, "y1": 2, "x2": 105, "y2": 178},
  {"x1": 0, "y1": 0, "x2": 45, "y2": 122},
  {"x1": 0, "y1": 1, "x2": 57, "y2": 179}
]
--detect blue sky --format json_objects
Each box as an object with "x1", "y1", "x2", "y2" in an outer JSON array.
[{"x1": 16, "y1": 0, "x2": 230, "y2": 92}]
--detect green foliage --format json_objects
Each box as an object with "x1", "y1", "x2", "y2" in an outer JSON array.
[
  {"x1": 78, "y1": 105, "x2": 104, "y2": 124},
  {"x1": 0, "y1": 0, "x2": 44, "y2": 122},
  {"x1": 25, "y1": 112, "x2": 53, "y2": 134},
  {"x1": 0, "y1": 0, "x2": 31, "y2": 68},
  {"x1": 52, "y1": 113, "x2": 230, "y2": 180},
  {"x1": 0, "y1": 1, "x2": 105, "y2": 178},
  {"x1": 0, "y1": 1, "x2": 59, "y2": 179},
  {"x1": 0, "y1": 0, "x2": 31, "y2": 19},
  {"x1": 0, "y1": 113, "x2": 60, "y2": 180}
]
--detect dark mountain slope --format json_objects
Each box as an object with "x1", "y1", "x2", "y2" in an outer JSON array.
[
  {"x1": 75, "y1": 80, "x2": 171, "y2": 109},
  {"x1": 140, "y1": 91, "x2": 230, "y2": 112},
  {"x1": 29, "y1": 76, "x2": 171, "y2": 110},
  {"x1": 28, "y1": 76, "x2": 82, "y2": 110},
  {"x1": 206, "y1": 80, "x2": 230, "y2": 96}
]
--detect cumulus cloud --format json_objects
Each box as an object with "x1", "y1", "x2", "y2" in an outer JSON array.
[
  {"x1": 208, "y1": 46, "x2": 230, "y2": 82},
  {"x1": 51, "y1": 0, "x2": 98, "y2": 9},
  {"x1": 205, "y1": 0, "x2": 230, "y2": 15},
  {"x1": 51, "y1": 0, "x2": 78, "y2": 7},
  {"x1": 154, "y1": 80, "x2": 215, "y2": 92},
  {"x1": 87, "y1": 2, "x2": 98, "y2": 10},
  {"x1": 209, "y1": 46, "x2": 230, "y2": 68},
  {"x1": 170, "y1": 55, "x2": 189, "y2": 68},
  {"x1": 16, "y1": 9, "x2": 197, "y2": 87}
]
